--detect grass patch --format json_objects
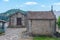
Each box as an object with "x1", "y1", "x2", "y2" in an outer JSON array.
[{"x1": 33, "y1": 36, "x2": 60, "y2": 40}]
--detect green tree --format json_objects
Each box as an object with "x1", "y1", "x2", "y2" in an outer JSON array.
[{"x1": 57, "y1": 16, "x2": 60, "y2": 28}]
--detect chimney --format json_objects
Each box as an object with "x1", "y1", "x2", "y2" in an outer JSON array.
[{"x1": 51, "y1": 5, "x2": 53, "y2": 12}]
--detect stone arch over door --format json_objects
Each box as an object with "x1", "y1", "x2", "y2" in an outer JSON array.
[{"x1": 9, "y1": 12, "x2": 26, "y2": 28}]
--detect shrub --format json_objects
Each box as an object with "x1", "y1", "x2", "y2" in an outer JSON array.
[{"x1": 0, "y1": 29, "x2": 5, "y2": 34}]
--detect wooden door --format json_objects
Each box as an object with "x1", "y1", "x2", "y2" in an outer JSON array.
[{"x1": 17, "y1": 18, "x2": 22, "y2": 25}]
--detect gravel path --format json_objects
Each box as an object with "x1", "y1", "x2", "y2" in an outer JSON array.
[{"x1": 0, "y1": 28, "x2": 32, "y2": 40}]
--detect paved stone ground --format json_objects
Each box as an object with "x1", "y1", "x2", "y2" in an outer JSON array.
[
  {"x1": 0, "y1": 26, "x2": 59, "y2": 40},
  {"x1": 0, "y1": 28, "x2": 32, "y2": 40}
]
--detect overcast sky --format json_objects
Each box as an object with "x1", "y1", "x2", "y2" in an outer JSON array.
[{"x1": 0, "y1": 0, "x2": 60, "y2": 17}]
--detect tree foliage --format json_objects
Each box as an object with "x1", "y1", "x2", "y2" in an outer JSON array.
[{"x1": 57, "y1": 16, "x2": 60, "y2": 28}]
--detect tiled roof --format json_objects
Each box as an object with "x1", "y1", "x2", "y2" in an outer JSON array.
[{"x1": 27, "y1": 11, "x2": 56, "y2": 19}]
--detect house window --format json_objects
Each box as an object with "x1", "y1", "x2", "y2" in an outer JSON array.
[{"x1": 17, "y1": 18, "x2": 22, "y2": 25}]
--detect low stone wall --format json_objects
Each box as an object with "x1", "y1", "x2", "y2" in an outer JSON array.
[{"x1": 8, "y1": 25, "x2": 26, "y2": 28}]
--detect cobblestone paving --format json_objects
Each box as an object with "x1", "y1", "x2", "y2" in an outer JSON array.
[{"x1": 0, "y1": 28, "x2": 32, "y2": 40}]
